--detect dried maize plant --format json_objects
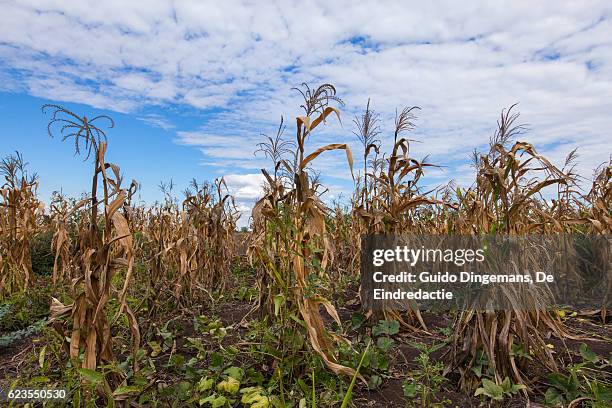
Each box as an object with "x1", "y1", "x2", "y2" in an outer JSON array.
[
  {"x1": 586, "y1": 159, "x2": 612, "y2": 321},
  {"x1": 546, "y1": 149, "x2": 581, "y2": 228},
  {"x1": 148, "y1": 183, "x2": 179, "y2": 286},
  {"x1": 171, "y1": 205, "x2": 196, "y2": 302},
  {"x1": 121, "y1": 179, "x2": 140, "y2": 229},
  {"x1": 114, "y1": 180, "x2": 140, "y2": 316},
  {"x1": 352, "y1": 98, "x2": 382, "y2": 211},
  {"x1": 360, "y1": 106, "x2": 440, "y2": 233},
  {"x1": 329, "y1": 104, "x2": 378, "y2": 281},
  {"x1": 254, "y1": 116, "x2": 295, "y2": 185},
  {"x1": 531, "y1": 148, "x2": 602, "y2": 234},
  {"x1": 330, "y1": 158, "x2": 386, "y2": 280},
  {"x1": 43, "y1": 105, "x2": 140, "y2": 376},
  {"x1": 583, "y1": 158, "x2": 611, "y2": 233},
  {"x1": 448, "y1": 105, "x2": 573, "y2": 391},
  {"x1": 250, "y1": 116, "x2": 295, "y2": 313},
  {"x1": 123, "y1": 199, "x2": 148, "y2": 268},
  {"x1": 138, "y1": 183, "x2": 192, "y2": 311},
  {"x1": 49, "y1": 193, "x2": 70, "y2": 285},
  {"x1": 571, "y1": 158, "x2": 612, "y2": 321},
  {"x1": 250, "y1": 83, "x2": 359, "y2": 378},
  {"x1": 207, "y1": 178, "x2": 239, "y2": 290},
  {"x1": 452, "y1": 105, "x2": 573, "y2": 234},
  {"x1": 181, "y1": 178, "x2": 239, "y2": 299},
  {"x1": 0, "y1": 152, "x2": 43, "y2": 297},
  {"x1": 414, "y1": 181, "x2": 459, "y2": 234},
  {"x1": 351, "y1": 103, "x2": 440, "y2": 329},
  {"x1": 328, "y1": 202, "x2": 361, "y2": 279},
  {"x1": 49, "y1": 192, "x2": 88, "y2": 285},
  {"x1": 324, "y1": 100, "x2": 383, "y2": 279}
]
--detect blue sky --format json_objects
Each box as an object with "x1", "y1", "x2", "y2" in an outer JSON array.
[
  {"x1": 1, "y1": 1, "x2": 611, "y2": 226},
  {"x1": 0, "y1": 92, "x2": 211, "y2": 204}
]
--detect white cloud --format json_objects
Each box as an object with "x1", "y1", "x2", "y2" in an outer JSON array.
[
  {"x1": 1, "y1": 0, "x2": 611, "y2": 198},
  {"x1": 137, "y1": 113, "x2": 175, "y2": 130},
  {"x1": 223, "y1": 173, "x2": 265, "y2": 201},
  {"x1": 222, "y1": 173, "x2": 265, "y2": 228}
]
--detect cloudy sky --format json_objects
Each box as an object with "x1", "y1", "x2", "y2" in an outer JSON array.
[{"x1": 0, "y1": 1, "x2": 611, "y2": 226}]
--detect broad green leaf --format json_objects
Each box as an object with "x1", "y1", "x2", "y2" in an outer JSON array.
[
  {"x1": 501, "y1": 377, "x2": 511, "y2": 392},
  {"x1": 376, "y1": 337, "x2": 394, "y2": 352},
  {"x1": 198, "y1": 377, "x2": 214, "y2": 392},
  {"x1": 273, "y1": 294, "x2": 285, "y2": 317},
  {"x1": 544, "y1": 387, "x2": 564, "y2": 405},
  {"x1": 368, "y1": 374, "x2": 382, "y2": 389},
  {"x1": 78, "y1": 368, "x2": 104, "y2": 384},
  {"x1": 223, "y1": 366, "x2": 244, "y2": 381},
  {"x1": 471, "y1": 364, "x2": 483, "y2": 378},
  {"x1": 579, "y1": 343, "x2": 599, "y2": 363},
  {"x1": 403, "y1": 382, "x2": 417, "y2": 397},
  {"x1": 217, "y1": 377, "x2": 240, "y2": 394},
  {"x1": 212, "y1": 395, "x2": 227, "y2": 408},
  {"x1": 210, "y1": 352, "x2": 224, "y2": 367},
  {"x1": 113, "y1": 385, "x2": 142, "y2": 397},
  {"x1": 481, "y1": 378, "x2": 503, "y2": 400},
  {"x1": 372, "y1": 320, "x2": 399, "y2": 336}
]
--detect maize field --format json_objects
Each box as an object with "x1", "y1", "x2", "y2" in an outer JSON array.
[{"x1": 0, "y1": 83, "x2": 610, "y2": 407}]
